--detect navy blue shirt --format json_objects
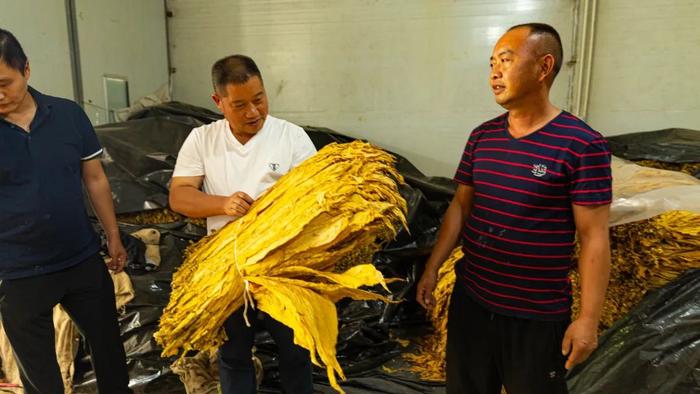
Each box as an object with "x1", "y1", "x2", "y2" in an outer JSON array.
[
  {"x1": 454, "y1": 111, "x2": 612, "y2": 321},
  {"x1": 0, "y1": 87, "x2": 102, "y2": 279}
]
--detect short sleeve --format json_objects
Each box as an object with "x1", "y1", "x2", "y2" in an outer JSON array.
[
  {"x1": 291, "y1": 128, "x2": 317, "y2": 168},
  {"x1": 172, "y1": 129, "x2": 205, "y2": 177},
  {"x1": 453, "y1": 129, "x2": 478, "y2": 185},
  {"x1": 570, "y1": 138, "x2": 613, "y2": 205},
  {"x1": 74, "y1": 104, "x2": 103, "y2": 160}
]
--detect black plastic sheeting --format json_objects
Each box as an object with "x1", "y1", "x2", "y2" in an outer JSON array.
[
  {"x1": 74, "y1": 227, "x2": 196, "y2": 394},
  {"x1": 88, "y1": 116, "x2": 205, "y2": 215},
  {"x1": 568, "y1": 269, "x2": 700, "y2": 394},
  {"x1": 75, "y1": 102, "x2": 700, "y2": 393},
  {"x1": 607, "y1": 128, "x2": 700, "y2": 173},
  {"x1": 73, "y1": 103, "x2": 451, "y2": 393},
  {"x1": 74, "y1": 218, "x2": 440, "y2": 393},
  {"x1": 128, "y1": 101, "x2": 223, "y2": 125}
]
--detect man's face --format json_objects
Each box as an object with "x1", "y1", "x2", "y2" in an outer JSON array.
[
  {"x1": 489, "y1": 27, "x2": 541, "y2": 109},
  {"x1": 212, "y1": 76, "x2": 269, "y2": 136},
  {"x1": 0, "y1": 61, "x2": 30, "y2": 117}
]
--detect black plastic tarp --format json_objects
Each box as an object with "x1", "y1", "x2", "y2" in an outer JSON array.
[
  {"x1": 73, "y1": 219, "x2": 437, "y2": 393},
  {"x1": 74, "y1": 102, "x2": 452, "y2": 392},
  {"x1": 79, "y1": 102, "x2": 700, "y2": 393},
  {"x1": 103, "y1": 103, "x2": 457, "y2": 213},
  {"x1": 567, "y1": 269, "x2": 700, "y2": 394},
  {"x1": 128, "y1": 101, "x2": 223, "y2": 125},
  {"x1": 607, "y1": 128, "x2": 700, "y2": 164},
  {"x1": 74, "y1": 227, "x2": 193, "y2": 393},
  {"x1": 90, "y1": 116, "x2": 205, "y2": 214}
]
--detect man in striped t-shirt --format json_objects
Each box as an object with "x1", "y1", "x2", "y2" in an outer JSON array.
[{"x1": 417, "y1": 23, "x2": 611, "y2": 393}]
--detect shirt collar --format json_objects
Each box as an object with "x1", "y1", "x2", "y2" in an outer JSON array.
[
  {"x1": 27, "y1": 86, "x2": 52, "y2": 130},
  {"x1": 28, "y1": 86, "x2": 51, "y2": 113}
]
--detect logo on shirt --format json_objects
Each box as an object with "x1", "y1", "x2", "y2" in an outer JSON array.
[
  {"x1": 531, "y1": 163, "x2": 547, "y2": 177},
  {"x1": 269, "y1": 163, "x2": 280, "y2": 172}
]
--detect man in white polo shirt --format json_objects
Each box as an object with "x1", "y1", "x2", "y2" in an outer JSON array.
[{"x1": 169, "y1": 55, "x2": 317, "y2": 394}]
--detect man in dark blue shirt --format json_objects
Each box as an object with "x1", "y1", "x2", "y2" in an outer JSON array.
[
  {"x1": 0, "y1": 29, "x2": 132, "y2": 393},
  {"x1": 417, "y1": 23, "x2": 611, "y2": 394}
]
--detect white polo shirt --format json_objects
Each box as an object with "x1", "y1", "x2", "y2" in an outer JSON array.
[{"x1": 172, "y1": 114, "x2": 317, "y2": 234}]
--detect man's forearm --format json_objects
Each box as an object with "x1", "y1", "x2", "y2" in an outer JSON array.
[
  {"x1": 577, "y1": 234, "x2": 611, "y2": 322},
  {"x1": 424, "y1": 198, "x2": 471, "y2": 273},
  {"x1": 85, "y1": 176, "x2": 120, "y2": 240},
  {"x1": 169, "y1": 186, "x2": 227, "y2": 218}
]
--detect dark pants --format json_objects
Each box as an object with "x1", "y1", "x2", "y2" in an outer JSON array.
[
  {"x1": 219, "y1": 307, "x2": 313, "y2": 394},
  {"x1": 0, "y1": 253, "x2": 131, "y2": 394},
  {"x1": 446, "y1": 283, "x2": 569, "y2": 394}
]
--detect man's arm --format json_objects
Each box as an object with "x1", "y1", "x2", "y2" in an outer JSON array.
[
  {"x1": 169, "y1": 176, "x2": 253, "y2": 218},
  {"x1": 416, "y1": 184, "x2": 475, "y2": 309},
  {"x1": 562, "y1": 203, "x2": 611, "y2": 369},
  {"x1": 81, "y1": 159, "x2": 126, "y2": 272}
]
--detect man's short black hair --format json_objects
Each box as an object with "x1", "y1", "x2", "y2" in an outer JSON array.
[
  {"x1": 211, "y1": 55, "x2": 262, "y2": 95},
  {"x1": 0, "y1": 29, "x2": 28, "y2": 73},
  {"x1": 509, "y1": 23, "x2": 563, "y2": 77}
]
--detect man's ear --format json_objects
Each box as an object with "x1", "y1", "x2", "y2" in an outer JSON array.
[
  {"x1": 211, "y1": 92, "x2": 223, "y2": 111},
  {"x1": 539, "y1": 54, "x2": 556, "y2": 82}
]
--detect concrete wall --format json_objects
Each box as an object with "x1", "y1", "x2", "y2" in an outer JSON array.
[
  {"x1": 0, "y1": 0, "x2": 74, "y2": 99},
  {"x1": 586, "y1": 0, "x2": 700, "y2": 135},
  {"x1": 167, "y1": 0, "x2": 577, "y2": 177}
]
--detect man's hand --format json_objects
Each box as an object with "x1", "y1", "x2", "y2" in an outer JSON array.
[
  {"x1": 562, "y1": 316, "x2": 599, "y2": 370},
  {"x1": 107, "y1": 236, "x2": 127, "y2": 273},
  {"x1": 222, "y1": 191, "x2": 254, "y2": 217},
  {"x1": 416, "y1": 268, "x2": 438, "y2": 310}
]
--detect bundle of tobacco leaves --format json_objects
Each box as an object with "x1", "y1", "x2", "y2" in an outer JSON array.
[{"x1": 155, "y1": 141, "x2": 407, "y2": 393}]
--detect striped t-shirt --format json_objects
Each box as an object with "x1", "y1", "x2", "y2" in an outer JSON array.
[{"x1": 454, "y1": 111, "x2": 612, "y2": 321}]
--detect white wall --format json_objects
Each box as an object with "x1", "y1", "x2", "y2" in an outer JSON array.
[
  {"x1": 75, "y1": 0, "x2": 169, "y2": 125},
  {"x1": 586, "y1": 0, "x2": 700, "y2": 135},
  {"x1": 0, "y1": 0, "x2": 74, "y2": 99},
  {"x1": 168, "y1": 0, "x2": 577, "y2": 177}
]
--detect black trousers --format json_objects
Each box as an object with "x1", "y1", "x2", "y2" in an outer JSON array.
[
  {"x1": 218, "y1": 307, "x2": 313, "y2": 394},
  {"x1": 0, "y1": 253, "x2": 131, "y2": 394},
  {"x1": 446, "y1": 283, "x2": 569, "y2": 394}
]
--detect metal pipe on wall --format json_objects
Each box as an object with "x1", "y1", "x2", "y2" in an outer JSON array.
[
  {"x1": 570, "y1": 0, "x2": 598, "y2": 120},
  {"x1": 64, "y1": 0, "x2": 84, "y2": 106},
  {"x1": 164, "y1": 0, "x2": 174, "y2": 98}
]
